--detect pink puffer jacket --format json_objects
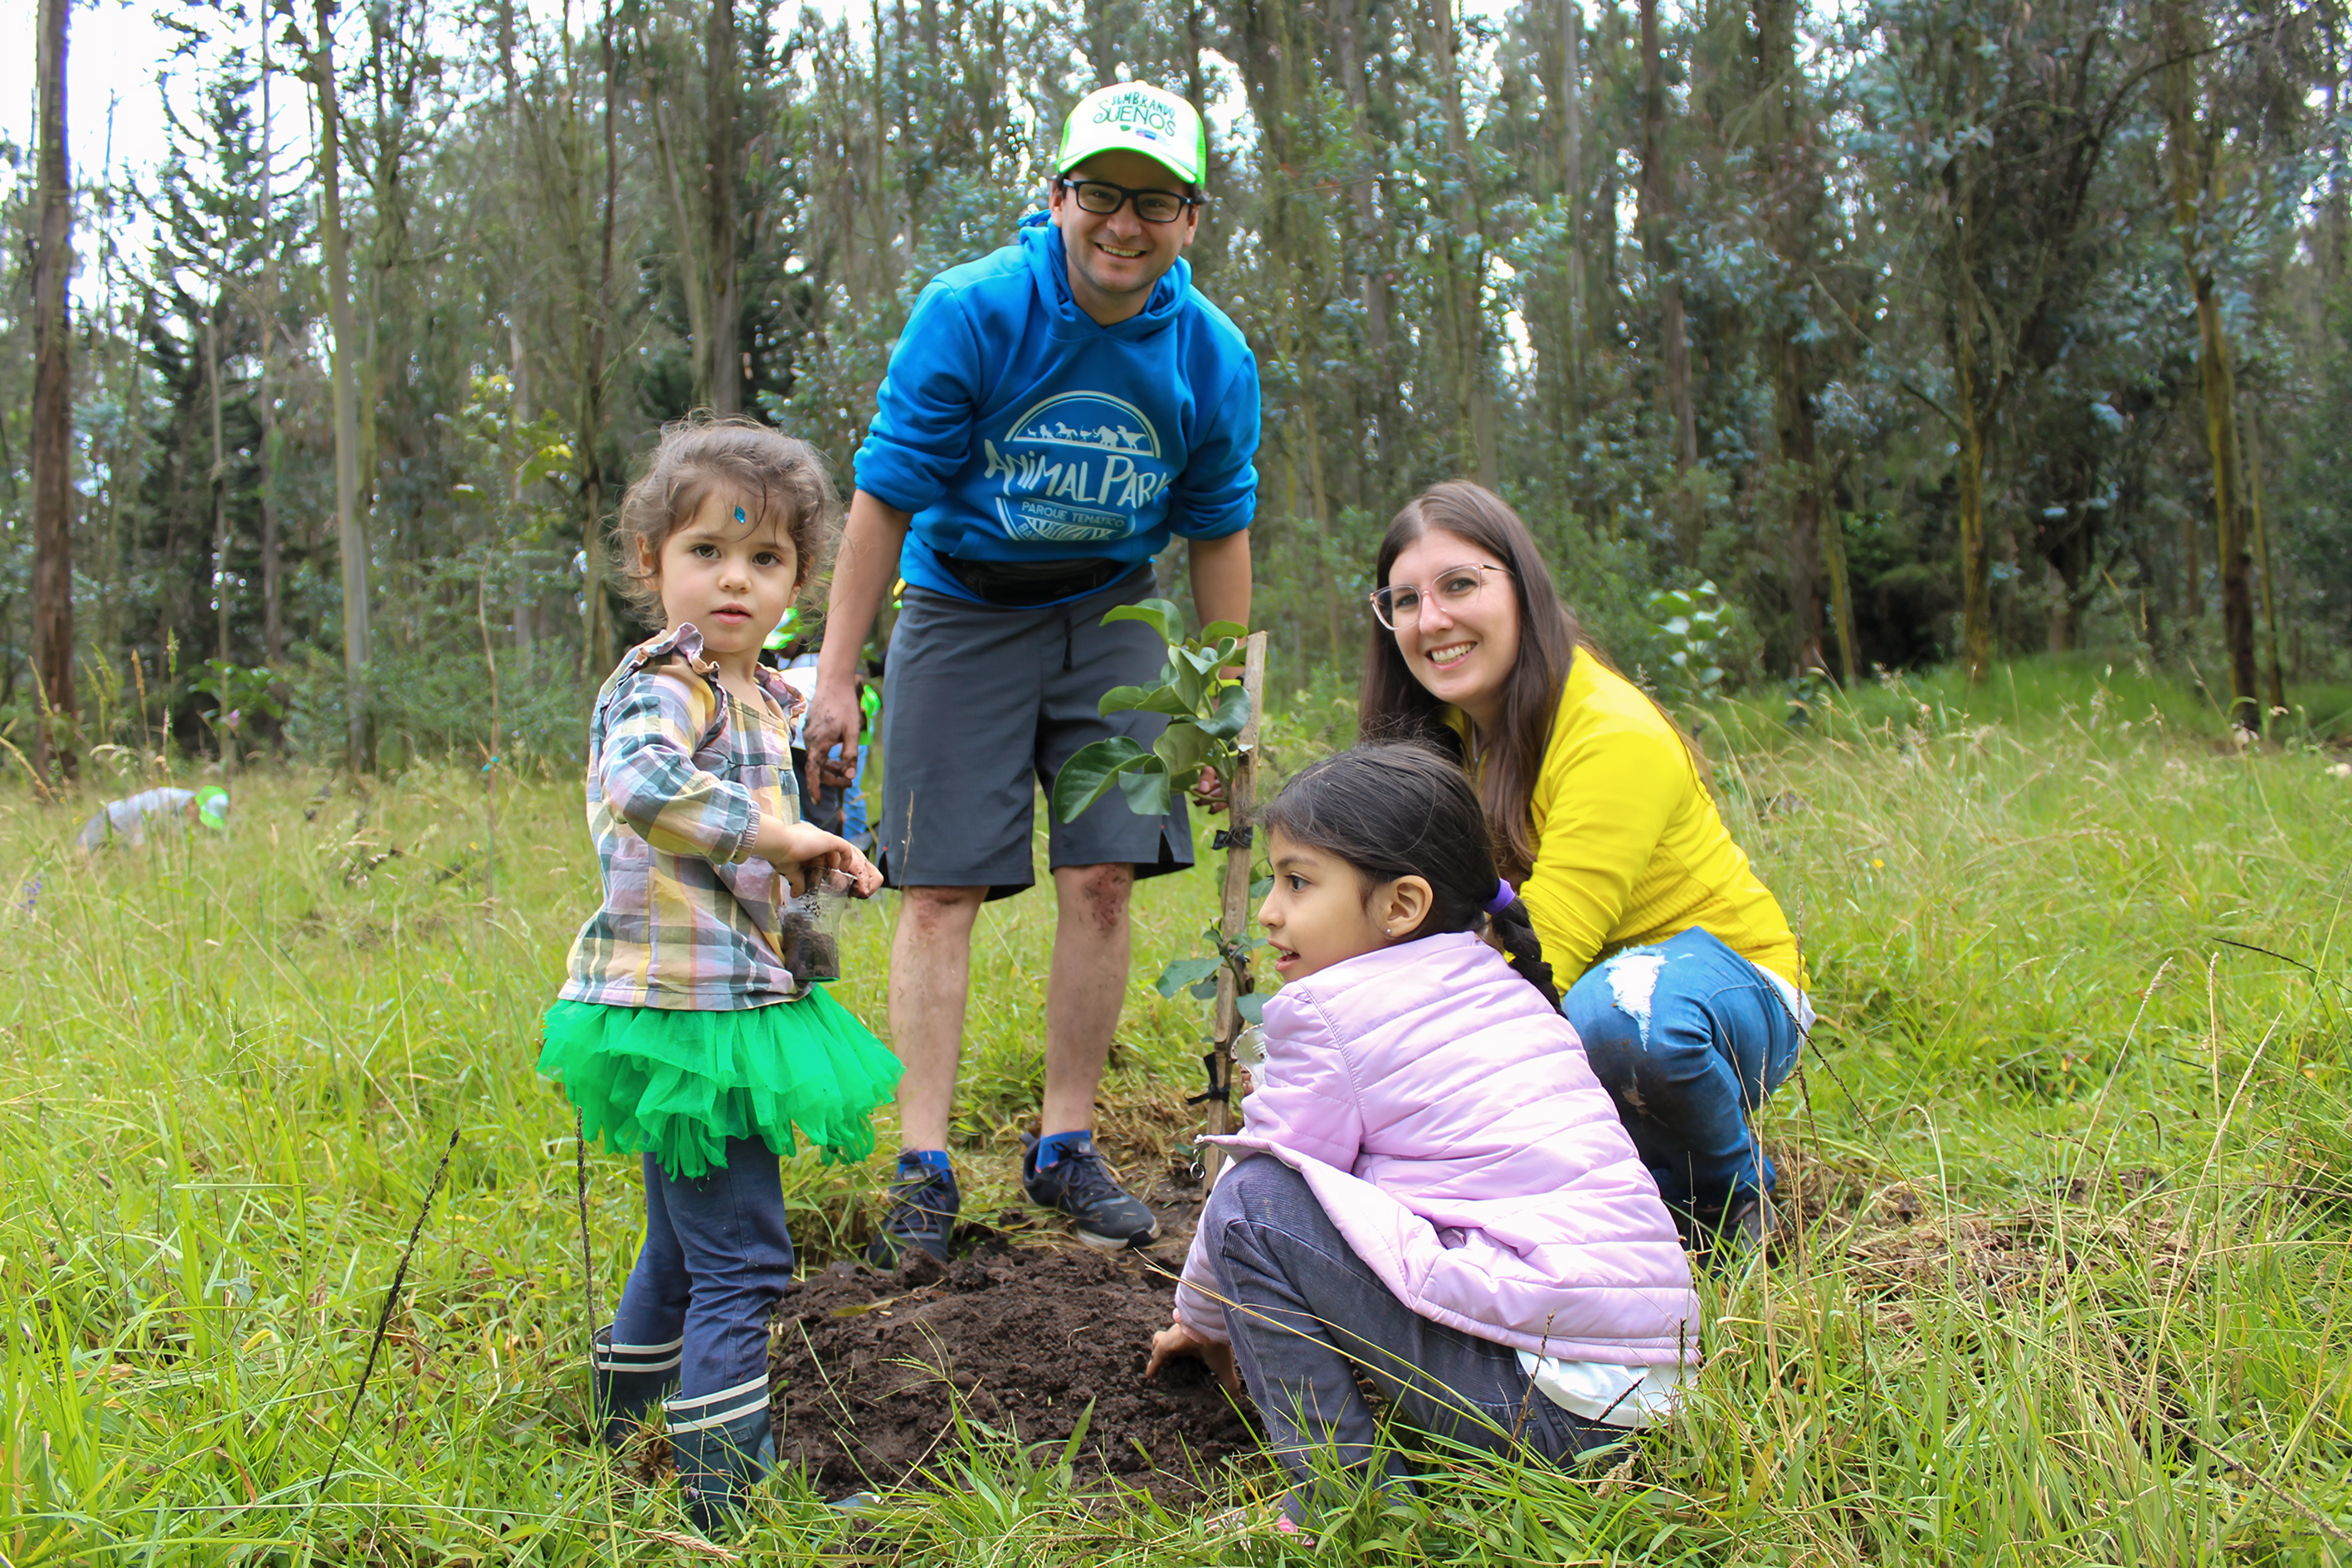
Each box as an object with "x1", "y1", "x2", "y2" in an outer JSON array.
[{"x1": 1173, "y1": 931, "x2": 1699, "y2": 1366}]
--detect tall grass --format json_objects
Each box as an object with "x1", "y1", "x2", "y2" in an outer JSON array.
[{"x1": 2, "y1": 658, "x2": 2348, "y2": 1563}]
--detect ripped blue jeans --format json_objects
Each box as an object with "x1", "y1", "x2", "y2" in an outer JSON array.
[{"x1": 1562, "y1": 928, "x2": 1803, "y2": 1217}]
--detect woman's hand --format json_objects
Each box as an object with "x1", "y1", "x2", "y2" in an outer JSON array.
[
  {"x1": 1147, "y1": 1321, "x2": 1240, "y2": 1395},
  {"x1": 764, "y1": 821, "x2": 884, "y2": 898}
]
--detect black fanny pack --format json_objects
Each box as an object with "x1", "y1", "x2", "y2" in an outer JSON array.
[{"x1": 941, "y1": 555, "x2": 1144, "y2": 608}]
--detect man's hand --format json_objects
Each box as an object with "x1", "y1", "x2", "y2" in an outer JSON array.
[
  {"x1": 801, "y1": 685, "x2": 863, "y2": 801},
  {"x1": 1189, "y1": 764, "x2": 1230, "y2": 815},
  {"x1": 1147, "y1": 1320, "x2": 1241, "y2": 1395},
  {"x1": 804, "y1": 490, "x2": 913, "y2": 804}
]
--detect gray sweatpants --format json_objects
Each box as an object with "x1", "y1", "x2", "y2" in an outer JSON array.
[{"x1": 1200, "y1": 1156, "x2": 1619, "y2": 1522}]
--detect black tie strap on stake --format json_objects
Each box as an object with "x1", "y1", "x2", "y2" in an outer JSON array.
[
  {"x1": 314, "y1": 1127, "x2": 460, "y2": 1512},
  {"x1": 1186, "y1": 1050, "x2": 1230, "y2": 1105},
  {"x1": 1211, "y1": 825, "x2": 1254, "y2": 851}
]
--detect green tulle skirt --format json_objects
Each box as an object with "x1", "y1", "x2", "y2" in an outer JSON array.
[{"x1": 538, "y1": 991, "x2": 902, "y2": 1180}]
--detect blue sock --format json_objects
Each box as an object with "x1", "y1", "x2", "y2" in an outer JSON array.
[
  {"x1": 1034, "y1": 1130, "x2": 1092, "y2": 1170},
  {"x1": 898, "y1": 1148, "x2": 952, "y2": 1178}
]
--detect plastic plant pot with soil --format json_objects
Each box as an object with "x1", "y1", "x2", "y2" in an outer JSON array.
[{"x1": 779, "y1": 869, "x2": 855, "y2": 986}]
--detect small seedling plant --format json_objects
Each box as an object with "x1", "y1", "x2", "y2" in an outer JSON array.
[{"x1": 1050, "y1": 600, "x2": 1268, "y2": 1165}]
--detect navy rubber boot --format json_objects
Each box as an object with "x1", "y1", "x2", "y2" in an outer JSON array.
[
  {"x1": 592, "y1": 1324, "x2": 680, "y2": 1447},
  {"x1": 665, "y1": 1379, "x2": 775, "y2": 1534}
]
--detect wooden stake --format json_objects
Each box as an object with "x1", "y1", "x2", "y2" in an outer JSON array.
[{"x1": 1205, "y1": 631, "x2": 1269, "y2": 1184}]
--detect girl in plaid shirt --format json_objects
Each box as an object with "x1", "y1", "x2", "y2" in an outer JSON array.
[{"x1": 538, "y1": 417, "x2": 901, "y2": 1530}]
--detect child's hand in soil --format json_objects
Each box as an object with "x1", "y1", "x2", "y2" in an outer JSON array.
[{"x1": 1147, "y1": 1322, "x2": 1240, "y2": 1396}]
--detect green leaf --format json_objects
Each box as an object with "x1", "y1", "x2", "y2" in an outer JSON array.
[
  {"x1": 1197, "y1": 620, "x2": 1249, "y2": 642},
  {"x1": 1236, "y1": 992, "x2": 1266, "y2": 1025},
  {"x1": 1197, "y1": 684, "x2": 1252, "y2": 741},
  {"x1": 1102, "y1": 599, "x2": 1181, "y2": 643},
  {"x1": 1155, "y1": 955, "x2": 1225, "y2": 997},
  {"x1": 1051, "y1": 737, "x2": 1152, "y2": 822},
  {"x1": 1250, "y1": 875, "x2": 1273, "y2": 901},
  {"x1": 1115, "y1": 758, "x2": 1172, "y2": 816},
  {"x1": 1098, "y1": 684, "x2": 1194, "y2": 718},
  {"x1": 1154, "y1": 722, "x2": 1217, "y2": 782},
  {"x1": 1187, "y1": 978, "x2": 1220, "y2": 1001},
  {"x1": 1169, "y1": 660, "x2": 1213, "y2": 713}
]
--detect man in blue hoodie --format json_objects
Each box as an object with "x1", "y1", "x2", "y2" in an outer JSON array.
[{"x1": 802, "y1": 82, "x2": 1259, "y2": 1264}]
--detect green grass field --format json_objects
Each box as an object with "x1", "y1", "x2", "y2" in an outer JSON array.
[{"x1": 3, "y1": 659, "x2": 2350, "y2": 1564}]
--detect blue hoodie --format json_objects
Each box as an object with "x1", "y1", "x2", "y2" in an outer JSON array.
[{"x1": 853, "y1": 214, "x2": 1260, "y2": 607}]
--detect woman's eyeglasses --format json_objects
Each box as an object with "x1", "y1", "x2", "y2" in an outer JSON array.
[
  {"x1": 1057, "y1": 178, "x2": 1198, "y2": 225},
  {"x1": 1370, "y1": 563, "x2": 1509, "y2": 630}
]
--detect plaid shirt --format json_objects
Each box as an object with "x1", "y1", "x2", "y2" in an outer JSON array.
[{"x1": 560, "y1": 626, "x2": 810, "y2": 1010}]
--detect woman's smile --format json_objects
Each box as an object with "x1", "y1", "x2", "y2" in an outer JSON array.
[{"x1": 1424, "y1": 640, "x2": 1477, "y2": 670}]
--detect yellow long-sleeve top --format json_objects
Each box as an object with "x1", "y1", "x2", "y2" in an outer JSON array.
[{"x1": 1458, "y1": 654, "x2": 1804, "y2": 991}]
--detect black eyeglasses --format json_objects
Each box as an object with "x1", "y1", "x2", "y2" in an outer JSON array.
[
  {"x1": 1370, "y1": 563, "x2": 1510, "y2": 630},
  {"x1": 1057, "y1": 177, "x2": 1199, "y2": 225}
]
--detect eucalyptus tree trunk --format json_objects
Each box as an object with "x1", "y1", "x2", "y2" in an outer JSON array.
[
  {"x1": 705, "y1": 0, "x2": 742, "y2": 416},
  {"x1": 1424, "y1": 0, "x2": 1497, "y2": 487},
  {"x1": 302, "y1": 0, "x2": 373, "y2": 770},
  {"x1": 30, "y1": 0, "x2": 75, "y2": 781},
  {"x1": 1755, "y1": 0, "x2": 1827, "y2": 674},
  {"x1": 1951, "y1": 285, "x2": 1994, "y2": 684},
  {"x1": 2246, "y1": 403, "x2": 2285, "y2": 716},
  {"x1": 2159, "y1": 0, "x2": 2258, "y2": 733},
  {"x1": 1333, "y1": 0, "x2": 1399, "y2": 501},
  {"x1": 257, "y1": 22, "x2": 283, "y2": 665},
  {"x1": 1559, "y1": 0, "x2": 1586, "y2": 425},
  {"x1": 206, "y1": 305, "x2": 231, "y2": 669},
  {"x1": 1637, "y1": 0, "x2": 1698, "y2": 560},
  {"x1": 580, "y1": 0, "x2": 621, "y2": 683}
]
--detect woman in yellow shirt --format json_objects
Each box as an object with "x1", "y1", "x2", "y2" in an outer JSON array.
[{"x1": 1357, "y1": 482, "x2": 1809, "y2": 1253}]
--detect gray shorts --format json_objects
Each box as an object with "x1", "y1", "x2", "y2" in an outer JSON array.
[{"x1": 878, "y1": 571, "x2": 1194, "y2": 899}]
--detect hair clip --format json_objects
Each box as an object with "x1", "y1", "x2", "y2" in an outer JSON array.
[{"x1": 734, "y1": 505, "x2": 747, "y2": 525}]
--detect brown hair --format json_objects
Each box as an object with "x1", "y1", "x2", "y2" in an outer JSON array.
[
  {"x1": 1356, "y1": 481, "x2": 1607, "y2": 881},
  {"x1": 611, "y1": 413, "x2": 838, "y2": 620}
]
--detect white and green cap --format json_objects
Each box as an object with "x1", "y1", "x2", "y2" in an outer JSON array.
[
  {"x1": 194, "y1": 786, "x2": 229, "y2": 830},
  {"x1": 1056, "y1": 82, "x2": 1206, "y2": 188}
]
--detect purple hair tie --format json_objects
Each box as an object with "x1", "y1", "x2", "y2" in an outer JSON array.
[{"x1": 1484, "y1": 879, "x2": 1517, "y2": 915}]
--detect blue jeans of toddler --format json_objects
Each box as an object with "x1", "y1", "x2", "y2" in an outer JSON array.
[
  {"x1": 1563, "y1": 927, "x2": 1802, "y2": 1215},
  {"x1": 609, "y1": 1138, "x2": 794, "y2": 1434}
]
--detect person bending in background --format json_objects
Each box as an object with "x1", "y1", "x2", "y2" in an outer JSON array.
[{"x1": 1356, "y1": 481, "x2": 1813, "y2": 1255}]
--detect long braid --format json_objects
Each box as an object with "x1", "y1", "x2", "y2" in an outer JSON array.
[{"x1": 1486, "y1": 896, "x2": 1560, "y2": 1010}]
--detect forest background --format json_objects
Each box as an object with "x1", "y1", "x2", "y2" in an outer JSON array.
[{"x1": 4, "y1": 0, "x2": 2351, "y2": 777}]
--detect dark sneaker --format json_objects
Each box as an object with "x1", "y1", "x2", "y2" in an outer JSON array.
[
  {"x1": 1022, "y1": 1133, "x2": 1160, "y2": 1250},
  {"x1": 1687, "y1": 1191, "x2": 1775, "y2": 1265},
  {"x1": 866, "y1": 1157, "x2": 960, "y2": 1266}
]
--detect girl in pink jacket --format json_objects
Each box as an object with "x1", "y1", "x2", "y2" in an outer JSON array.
[{"x1": 1147, "y1": 744, "x2": 1698, "y2": 1528}]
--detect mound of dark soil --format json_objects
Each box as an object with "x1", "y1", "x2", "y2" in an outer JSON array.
[{"x1": 768, "y1": 1239, "x2": 1259, "y2": 1500}]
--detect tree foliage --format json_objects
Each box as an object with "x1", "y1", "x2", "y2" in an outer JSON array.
[{"x1": 0, "y1": 0, "x2": 2345, "y2": 766}]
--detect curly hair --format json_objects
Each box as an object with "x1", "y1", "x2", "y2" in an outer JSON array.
[{"x1": 610, "y1": 413, "x2": 840, "y2": 620}]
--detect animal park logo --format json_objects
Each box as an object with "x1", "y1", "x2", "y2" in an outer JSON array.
[{"x1": 982, "y1": 392, "x2": 1171, "y2": 543}]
